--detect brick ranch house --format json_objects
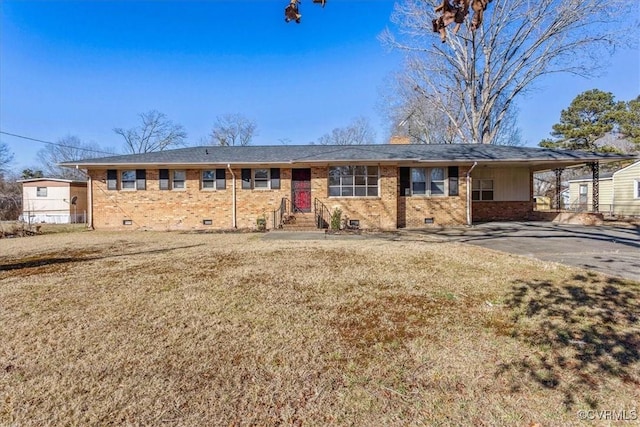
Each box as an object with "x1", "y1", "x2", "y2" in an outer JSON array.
[{"x1": 61, "y1": 142, "x2": 632, "y2": 231}]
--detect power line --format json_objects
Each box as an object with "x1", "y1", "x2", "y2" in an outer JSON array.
[{"x1": 0, "y1": 131, "x2": 116, "y2": 156}]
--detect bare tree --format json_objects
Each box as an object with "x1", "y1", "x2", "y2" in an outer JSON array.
[
  {"x1": 316, "y1": 117, "x2": 377, "y2": 145},
  {"x1": 209, "y1": 113, "x2": 258, "y2": 146},
  {"x1": 36, "y1": 136, "x2": 109, "y2": 180},
  {"x1": 115, "y1": 110, "x2": 187, "y2": 153},
  {"x1": 0, "y1": 171, "x2": 21, "y2": 221},
  {"x1": 0, "y1": 142, "x2": 14, "y2": 174},
  {"x1": 380, "y1": 0, "x2": 635, "y2": 144}
]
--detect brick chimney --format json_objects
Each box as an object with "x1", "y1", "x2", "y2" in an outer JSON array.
[{"x1": 389, "y1": 135, "x2": 411, "y2": 145}]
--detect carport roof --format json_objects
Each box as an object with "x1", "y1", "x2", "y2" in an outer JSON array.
[{"x1": 60, "y1": 144, "x2": 636, "y2": 170}]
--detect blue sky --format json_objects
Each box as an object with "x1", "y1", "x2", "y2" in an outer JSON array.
[{"x1": 1, "y1": 0, "x2": 639, "y2": 170}]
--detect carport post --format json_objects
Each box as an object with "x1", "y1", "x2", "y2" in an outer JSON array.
[
  {"x1": 589, "y1": 162, "x2": 599, "y2": 213},
  {"x1": 554, "y1": 168, "x2": 564, "y2": 211}
]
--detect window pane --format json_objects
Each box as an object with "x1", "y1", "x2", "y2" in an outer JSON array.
[
  {"x1": 329, "y1": 168, "x2": 341, "y2": 184},
  {"x1": 472, "y1": 190, "x2": 480, "y2": 201},
  {"x1": 482, "y1": 190, "x2": 494, "y2": 201},
  {"x1": 355, "y1": 186, "x2": 366, "y2": 197},
  {"x1": 122, "y1": 170, "x2": 135, "y2": 181},
  {"x1": 412, "y1": 182, "x2": 426, "y2": 195},
  {"x1": 411, "y1": 168, "x2": 426, "y2": 182},
  {"x1": 354, "y1": 166, "x2": 366, "y2": 176},
  {"x1": 367, "y1": 166, "x2": 378, "y2": 176},
  {"x1": 367, "y1": 186, "x2": 378, "y2": 197},
  {"x1": 355, "y1": 176, "x2": 366, "y2": 186},
  {"x1": 202, "y1": 180, "x2": 215, "y2": 189},
  {"x1": 254, "y1": 180, "x2": 269, "y2": 188},
  {"x1": 173, "y1": 170, "x2": 186, "y2": 189},
  {"x1": 37, "y1": 187, "x2": 47, "y2": 197},
  {"x1": 329, "y1": 186, "x2": 340, "y2": 197},
  {"x1": 159, "y1": 179, "x2": 169, "y2": 190},
  {"x1": 431, "y1": 181, "x2": 445, "y2": 195},
  {"x1": 342, "y1": 176, "x2": 353, "y2": 186},
  {"x1": 122, "y1": 181, "x2": 135, "y2": 189},
  {"x1": 483, "y1": 180, "x2": 493, "y2": 190},
  {"x1": 472, "y1": 180, "x2": 481, "y2": 190},
  {"x1": 202, "y1": 170, "x2": 215, "y2": 180},
  {"x1": 254, "y1": 169, "x2": 268, "y2": 180},
  {"x1": 431, "y1": 168, "x2": 445, "y2": 181},
  {"x1": 341, "y1": 187, "x2": 353, "y2": 197}
]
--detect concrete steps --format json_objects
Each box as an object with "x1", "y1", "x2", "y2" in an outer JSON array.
[{"x1": 280, "y1": 212, "x2": 318, "y2": 231}]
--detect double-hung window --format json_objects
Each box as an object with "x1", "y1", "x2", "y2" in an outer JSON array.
[
  {"x1": 241, "y1": 168, "x2": 280, "y2": 190},
  {"x1": 201, "y1": 169, "x2": 226, "y2": 190},
  {"x1": 634, "y1": 179, "x2": 640, "y2": 199},
  {"x1": 328, "y1": 166, "x2": 378, "y2": 197},
  {"x1": 579, "y1": 184, "x2": 588, "y2": 205},
  {"x1": 472, "y1": 179, "x2": 494, "y2": 201},
  {"x1": 202, "y1": 170, "x2": 216, "y2": 189},
  {"x1": 120, "y1": 170, "x2": 145, "y2": 190},
  {"x1": 409, "y1": 167, "x2": 446, "y2": 196},
  {"x1": 36, "y1": 187, "x2": 47, "y2": 197},
  {"x1": 172, "y1": 170, "x2": 186, "y2": 189},
  {"x1": 121, "y1": 170, "x2": 136, "y2": 190},
  {"x1": 253, "y1": 169, "x2": 270, "y2": 189}
]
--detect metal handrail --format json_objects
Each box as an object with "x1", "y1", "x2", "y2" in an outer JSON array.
[
  {"x1": 272, "y1": 197, "x2": 290, "y2": 229},
  {"x1": 313, "y1": 198, "x2": 330, "y2": 229}
]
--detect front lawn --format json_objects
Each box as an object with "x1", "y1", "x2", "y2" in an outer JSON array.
[{"x1": 1, "y1": 231, "x2": 638, "y2": 425}]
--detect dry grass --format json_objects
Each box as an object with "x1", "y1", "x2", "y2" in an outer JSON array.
[{"x1": 1, "y1": 231, "x2": 638, "y2": 426}]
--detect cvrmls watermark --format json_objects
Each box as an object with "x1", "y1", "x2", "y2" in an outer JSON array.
[{"x1": 577, "y1": 409, "x2": 637, "y2": 421}]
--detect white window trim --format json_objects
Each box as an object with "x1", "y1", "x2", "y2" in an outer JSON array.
[
  {"x1": 328, "y1": 166, "x2": 380, "y2": 198},
  {"x1": 410, "y1": 167, "x2": 447, "y2": 197},
  {"x1": 121, "y1": 170, "x2": 136, "y2": 191},
  {"x1": 201, "y1": 170, "x2": 216, "y2": 191},
  {"x1": 252, "y1": 168, "x2": 271, "y2": 190},
  {"x1": 634, "y1": 179, "x2": 640, "y2": 199},
  {"x1": 172, "y1": 170, "x2": 187, "y2": 190}
]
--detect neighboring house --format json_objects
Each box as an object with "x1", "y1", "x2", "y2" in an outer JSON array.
[
  {"x1": 568, "y1": 161, "x2": 640, "y2": 217},
  {"x1": 61, "y1": 142, "x2": 633, "y2": 231},
  {"x1": 19, "y1": 178, "x2": 88, "y2": 224}
]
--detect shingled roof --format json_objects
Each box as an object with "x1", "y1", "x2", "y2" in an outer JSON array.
[{"x1": 61, "y1": 144, "x2": 636, "y2": 171}]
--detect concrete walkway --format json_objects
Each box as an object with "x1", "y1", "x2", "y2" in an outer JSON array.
[{"x1": 264, "y1": 222, "x2": 640, "y2": 282}]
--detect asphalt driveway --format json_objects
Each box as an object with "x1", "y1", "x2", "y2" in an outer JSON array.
[{"x1": 421, "y1": 222, "x2": 640, "y2": 282}]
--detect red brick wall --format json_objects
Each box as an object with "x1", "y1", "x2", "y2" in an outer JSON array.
[{"x1": 472, "y1": 201, "x2": 534, "y2": 222}]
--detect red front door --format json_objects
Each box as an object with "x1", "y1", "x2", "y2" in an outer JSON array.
[{"x1": 292, "y1": 168, "x2": 312, "y2": 212}]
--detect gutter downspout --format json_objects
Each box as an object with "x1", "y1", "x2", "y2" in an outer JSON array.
[
  {"x1": 466, "y1": 162, "x2": 478, "y2": 226},
  {"x1": 77, "y1": 165, "x2": 93, "y2": 230},
  {"x1": 227, "y1": 164, "x2": 237, "y2": 229},
  {"x1": 87, "y1": 173, "x2": 93, "y2": 229}
]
